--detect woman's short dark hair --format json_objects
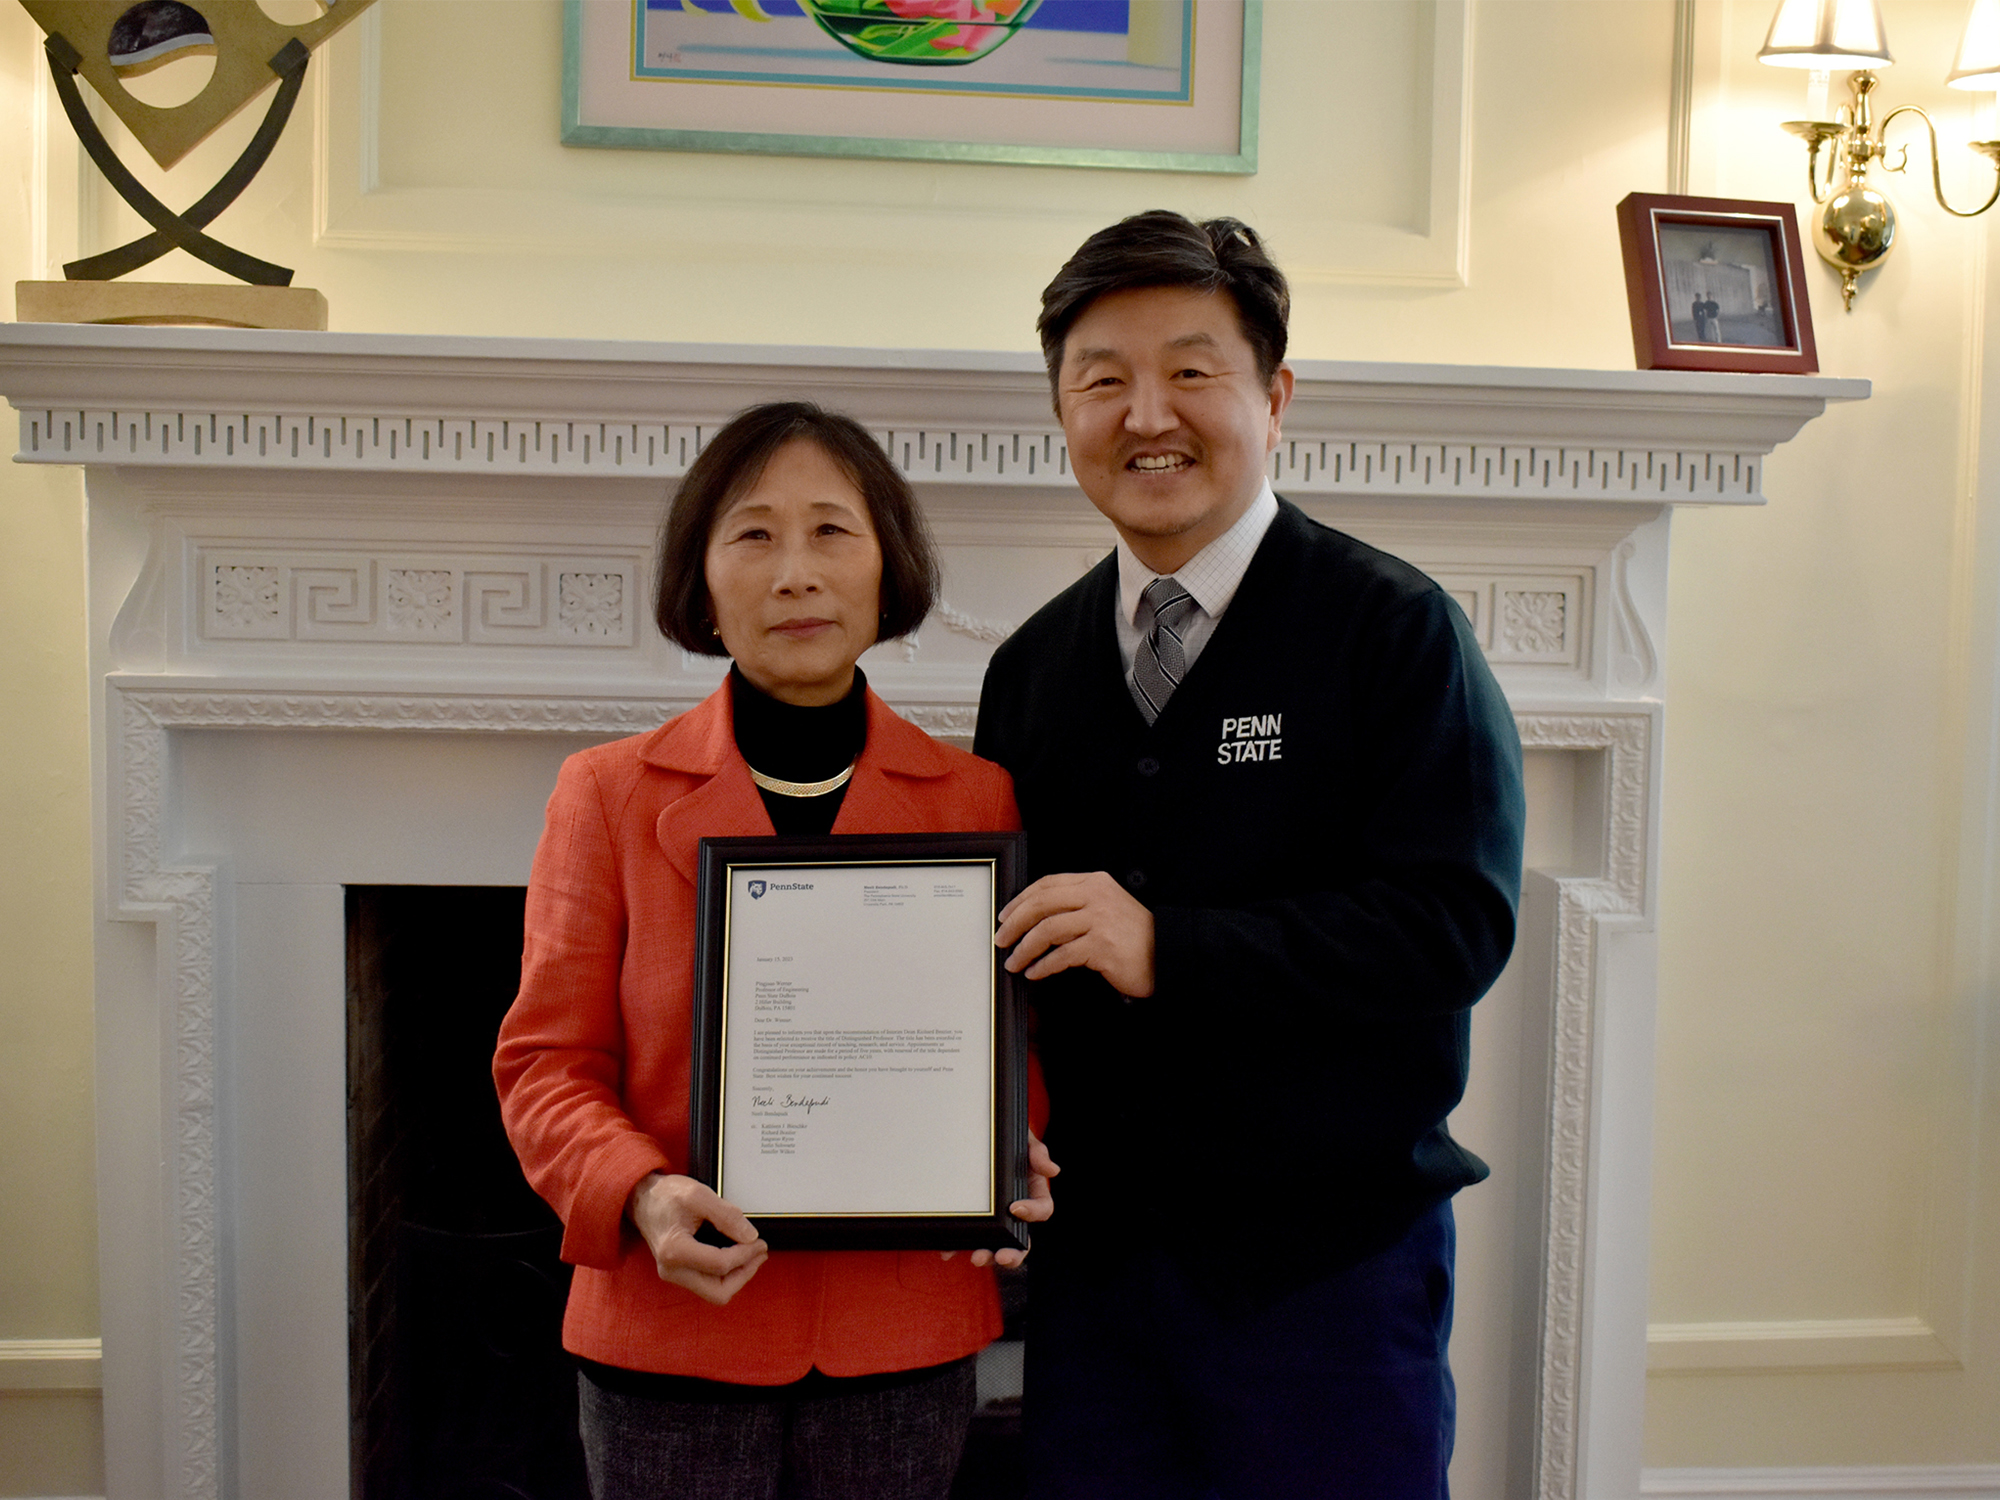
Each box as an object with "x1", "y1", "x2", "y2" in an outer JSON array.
[
  {"x1": 653, "y1": 401, "x2": 941, "y2": 655},
  {"x1": 1036, "y1": 210, "x2": 1291, "y2": 409}
]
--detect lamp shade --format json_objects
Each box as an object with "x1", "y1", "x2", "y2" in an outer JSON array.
[
  {"x1": 1949, "y1": 0, "x2": 2000, "y2": 87},
  {"x1": 1758, "y1": 0, "x2": 1894, "y2": 67}
]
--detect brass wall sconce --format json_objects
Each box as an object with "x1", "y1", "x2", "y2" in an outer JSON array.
[{"x1": 1761, "y1": 0, "x2": 2000, "y2": 308}]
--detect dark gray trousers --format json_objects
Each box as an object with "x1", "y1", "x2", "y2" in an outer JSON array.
[{"x1": 577, "y1": 1356, "x2": 976, "y2": 1500}]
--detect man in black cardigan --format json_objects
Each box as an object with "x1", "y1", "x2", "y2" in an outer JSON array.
[{"x1": 977, "y1": 212, "x2": 1526, "y2": 1500}]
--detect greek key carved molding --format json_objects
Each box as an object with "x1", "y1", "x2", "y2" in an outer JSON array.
[{"x1": 200, "y1": 551, "x2": 642, "y2": 647}]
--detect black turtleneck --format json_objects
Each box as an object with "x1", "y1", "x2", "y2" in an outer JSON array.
[{"x1": 729, "y1": 666, "x2": 868, "y2": 836}]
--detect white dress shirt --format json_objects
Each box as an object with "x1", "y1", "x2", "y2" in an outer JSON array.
[{"x1": 1114, "y1": 482, "x2": 1279, "y2": 711}]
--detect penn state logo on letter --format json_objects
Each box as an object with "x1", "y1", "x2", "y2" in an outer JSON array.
[
  {"x1": 1217, "y1": 714, "x2": 1283, "y2": 765},
  {"x1": 748, "y1": 879, "x2": 768, "y2": 899}
]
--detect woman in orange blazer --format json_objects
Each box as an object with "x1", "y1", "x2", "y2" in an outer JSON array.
[{"x1": 494, "y1": 403, "x2": 1053, "y2": 1500}]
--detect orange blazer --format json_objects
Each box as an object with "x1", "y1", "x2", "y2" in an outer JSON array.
[{"x1": 494, "y1": 681, "x2": 1022, "y2": 1383}]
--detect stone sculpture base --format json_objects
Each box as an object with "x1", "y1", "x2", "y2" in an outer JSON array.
[{"x1": 14, "y1": 280, "x2": 328, "y2": 331}]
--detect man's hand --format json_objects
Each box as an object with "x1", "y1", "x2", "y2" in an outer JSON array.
[
  {"x1": 628, "y1": 1172, "x2": 768, "y2": 1306},
  {"x1": 961, "y1": 1133, "x2": 1060, "y2": 1269},
  {"x1": 995, "y1": 871, "x2": 1155, "y2": 998}
]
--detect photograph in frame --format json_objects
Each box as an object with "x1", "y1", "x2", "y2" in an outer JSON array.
[
  {"x1": 691, "y1": 831, "x2": 1031, "y2": 1251},
  {"x1": 564, "y1": 0, "x2": 1260, "y2": 172},
  {"x1": 1615, "y1": 192, "x2": 1819, "y2": 374}
]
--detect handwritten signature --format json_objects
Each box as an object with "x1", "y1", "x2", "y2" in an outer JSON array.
[{"x1": 752, "y1": 1092, "x2": 831, "y2": 1114}]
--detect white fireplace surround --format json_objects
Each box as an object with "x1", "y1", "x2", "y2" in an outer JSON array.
[{"x1": 0, "y1": 324, "x2": 1865, "y2": 1500}]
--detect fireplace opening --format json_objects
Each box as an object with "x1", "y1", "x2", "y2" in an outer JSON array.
[
  {"x1": 345, "y1": 883, "x2": 1026, "y2": 1499},
  {"x1": 347, "y1": 884, "x2": 587, "y2": 1500}
]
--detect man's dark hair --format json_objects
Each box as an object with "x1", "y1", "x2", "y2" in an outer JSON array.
[
  {"x1": 1036, "y1": 210, "x2": 1291, "y2": 406},
  {"x1": 653, "y1": 401, "x2": 941, "y2": 654}
]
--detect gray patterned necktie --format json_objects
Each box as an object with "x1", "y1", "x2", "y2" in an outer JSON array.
[{"x1": 1132, "y1": 575, "x2": 1197, "y2": 725}]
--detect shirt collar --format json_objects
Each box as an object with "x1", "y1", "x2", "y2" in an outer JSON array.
[{"x1": 1116, "y1": 481, "x2": 1279, "y2": 625}]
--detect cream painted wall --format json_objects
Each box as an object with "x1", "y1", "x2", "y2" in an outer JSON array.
[
  {"x1": 0, "y1": 4, "x2": 105, "y2": 1496},
  {"x1": 6, "y1": 0, "x2": 2000, "y2": 1490},
  {"x1": 1646, "y1": 0, "x2": 2000, "y2": 1469}
]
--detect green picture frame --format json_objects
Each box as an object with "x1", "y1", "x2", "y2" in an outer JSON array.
[{"x1": 563, "y1": 0, "x2": 1260, "y2": 174}]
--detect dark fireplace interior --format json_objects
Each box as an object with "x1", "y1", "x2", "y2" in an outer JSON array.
[
  {"x1": 346, "y1": 884, "x2": 1025, "y2": 1500},
  {"x1": 347, "y1": 885, "x2": 586, "y2": 1500}
]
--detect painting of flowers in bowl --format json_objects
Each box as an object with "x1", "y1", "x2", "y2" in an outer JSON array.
[
  {"x1": 566, "y1": 0, "x2": 1257, "y2": 174},
  {"x1": 796, "y1": 0, "x2": 1045, "y2": 65}
]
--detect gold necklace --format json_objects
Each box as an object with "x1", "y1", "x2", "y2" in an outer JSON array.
[{"x1": 747, "y1": 762, "x2": 856, "y2": 798}]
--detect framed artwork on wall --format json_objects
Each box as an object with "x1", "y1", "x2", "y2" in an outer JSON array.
[
  {"x1": 1615, "y1": 193, "x2": 1819, "y2": 374},
  {"x1": 563, "y1": 0, "x2": 1260, "y2": 173}
]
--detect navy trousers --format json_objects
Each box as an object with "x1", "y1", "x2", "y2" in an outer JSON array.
[{"x1": 1023, "y1": 1201, "x2": 1458, "y2": 1500}]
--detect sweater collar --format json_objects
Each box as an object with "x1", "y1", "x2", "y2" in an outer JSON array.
[{"x1": 636, "y1": 678, "x2": 955, "y2": 781}]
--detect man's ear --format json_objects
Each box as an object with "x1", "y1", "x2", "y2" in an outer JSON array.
[{"x1": 1266, "y1": 364, "x2": 1296, "y2": 447}]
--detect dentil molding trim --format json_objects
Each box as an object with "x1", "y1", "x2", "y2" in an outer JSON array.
[{"x1": 0, "y1": 326, "x2": 1868, "y2": 505}]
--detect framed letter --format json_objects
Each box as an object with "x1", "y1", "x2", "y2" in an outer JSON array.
[{"x1": 692, "y1": 831, "x2": 1031, "y2": 1251}]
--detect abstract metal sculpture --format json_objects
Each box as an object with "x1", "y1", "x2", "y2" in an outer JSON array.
[{"x1": 16, "y1": 0, "x2": 376, "y2": 326}]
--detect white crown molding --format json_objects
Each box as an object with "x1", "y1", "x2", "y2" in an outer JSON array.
[{"x1": 0, "y1": 1338, "x2": 103, "y2": 1392}]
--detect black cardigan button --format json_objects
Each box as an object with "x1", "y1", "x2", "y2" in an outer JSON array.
[
  {"x1": 1125, "y1": 869, "x2": 1147, "y2": 890},
  {"x1": 1136, "y1": 756, "x2": 1161, "y2": 777}
]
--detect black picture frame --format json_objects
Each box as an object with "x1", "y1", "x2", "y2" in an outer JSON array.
[
  {"x1": 1616, "y1": 192, "x2": 1820, "y2": 374},
  {"x1": 692, "y1": 830, "x2": 1031, "y2": 1252}
]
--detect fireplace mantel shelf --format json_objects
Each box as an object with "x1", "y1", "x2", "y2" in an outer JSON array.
[{"x1": 0, "y1": 323, "x2": 1867, "y2": 502}]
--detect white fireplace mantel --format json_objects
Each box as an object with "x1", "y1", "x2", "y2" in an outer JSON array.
[
  {"x1": 0, "y1": 323, "x2": 1866, "y2": 1500},
  {"x1": 4, "y1": 323, "x2": 1844, "y2": 493}
]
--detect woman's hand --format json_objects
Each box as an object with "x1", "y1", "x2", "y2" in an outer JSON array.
[
  {"x1": 957, "y1": 1133, "x2": 1060, "y2": 1269},
  {"x1": 628, "y1": 1172, "x2": 769, "y2": 1306}
]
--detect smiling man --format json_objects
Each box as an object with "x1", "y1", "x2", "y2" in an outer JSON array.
[{"x1": 974, "y1": 212, "x2": 1527, "y2": 1499}]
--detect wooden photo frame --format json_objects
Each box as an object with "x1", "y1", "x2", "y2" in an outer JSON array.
[{"x1": 1616, "y1": 193, "x2": 1819, "y2": 374}]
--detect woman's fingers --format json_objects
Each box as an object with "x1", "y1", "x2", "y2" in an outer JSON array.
[
  {"x1": 630, "y1": 1172, "x2": 768, "y2": 1303},
  {"x1": 696, "y1": 1191, "x2": 763, "y2": 1247},
  {"x1": 1010, "y1": 1135, "x2": 1058, "y2": 1224},
  {"x1": 660, "y1": 1245, "x2": 769, "y2": 1305},
  {"x1": 963, "y1": 1135, "x2": 1061, "y2": 1269},
  {"x1": 1032, "y1": 1136, "x2": 1064, "y2": 1184},
  {"x1": 660, "y1": 1230, "x2": 765, "y2": 1277}
]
